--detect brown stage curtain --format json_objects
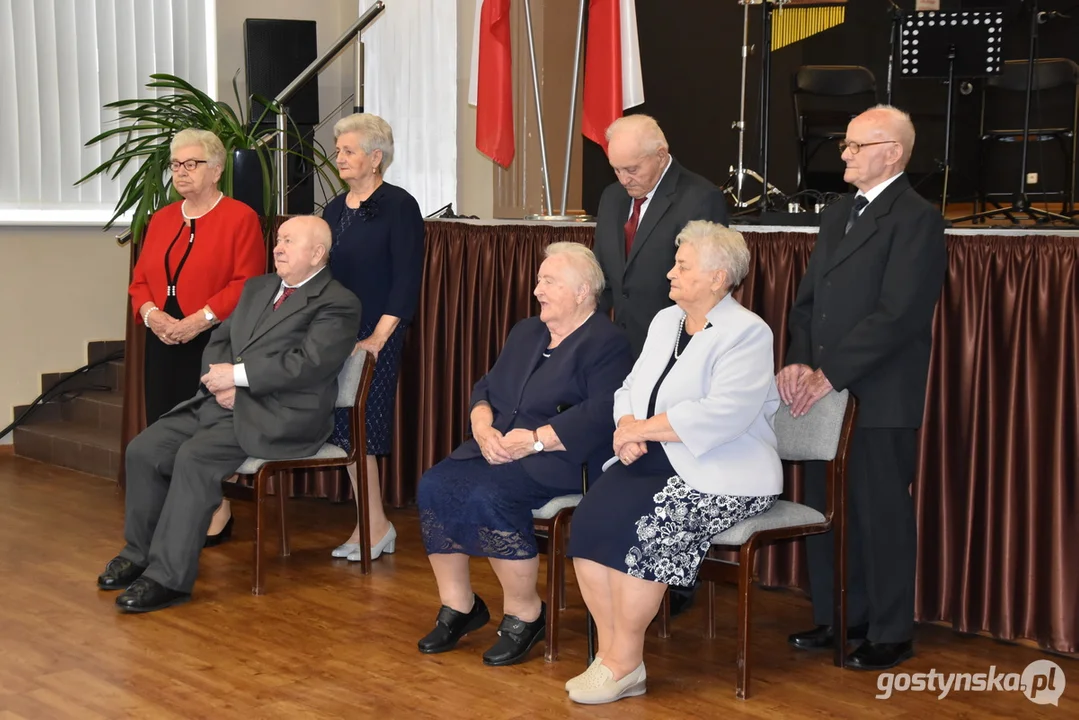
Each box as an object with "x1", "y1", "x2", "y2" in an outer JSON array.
[{"x1": 119, "y1": 221, "x2": 1078, "y2": 654}]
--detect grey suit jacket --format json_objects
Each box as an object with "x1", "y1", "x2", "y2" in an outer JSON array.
[
  {"x1": 594, "y1": 157, "x2": 729, "y2": 357},
  {"x1": 176, "y1": 268, "x2": 362, "y2": 459}
]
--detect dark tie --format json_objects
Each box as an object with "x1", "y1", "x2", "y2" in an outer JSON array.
[
  {"x1": 845, "y1": 195, "x2": 869, "y2": 235},
  {"x1": 624, "y1": 197, "x2": 646, "y2": 257},
  {"x1": 273, "y1": 286, "x2": 296, "y2": 311}
]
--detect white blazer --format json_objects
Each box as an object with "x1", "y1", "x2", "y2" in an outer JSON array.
[{"x1": 612, "y1": 294, "x2": 783, "y2": 497}]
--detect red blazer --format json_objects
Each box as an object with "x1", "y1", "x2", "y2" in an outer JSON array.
[{"x1": 129, "y1": 197, "x2": 266, "y2": 322}]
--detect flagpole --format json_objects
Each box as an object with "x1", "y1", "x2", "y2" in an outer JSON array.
[
  {"x1": 558, "y1": 0, "x2": 587, "y2": 216},
  {"x1": 523, "y1": 0, "x2": 554, "y2": 216}
]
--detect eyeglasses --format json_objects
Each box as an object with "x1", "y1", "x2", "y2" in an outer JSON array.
[
  {"x1": 838, "y1": 140, "x2": 897, "y2": 155},
  {"x1": 169, "y1": 159, "x2": 209, "y2": 172}
]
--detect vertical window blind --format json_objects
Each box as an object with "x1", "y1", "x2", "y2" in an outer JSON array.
[{"x1": 0, "y1": 0, "x2": 216, "y2": 225}]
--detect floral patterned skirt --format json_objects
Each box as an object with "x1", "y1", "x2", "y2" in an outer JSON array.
[{"x1": 567, "y1": 444, "x2": 779, "y2": 588}]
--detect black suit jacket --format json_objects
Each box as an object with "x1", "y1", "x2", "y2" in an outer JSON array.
[
  {"x1": 593, "y1": 158, "x2": 729, "y2": 357},
  {"x1": 786, "y1": 174, "x2": 947, "y2": 428},
  {"x1": 451, "y1": 313, "x2": 633, "y2": 491}
]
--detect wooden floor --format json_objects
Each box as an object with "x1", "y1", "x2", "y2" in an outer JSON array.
[{"x1": 0, "y1": 455, "x2": 1073, "y2": 719}]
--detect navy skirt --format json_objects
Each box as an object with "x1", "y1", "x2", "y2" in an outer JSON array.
[
  {"x1": 568, "y1": 442, "x2": 779, "y2": 587},
  {"x1": 418, "y1": 456, "x2": 565, "y2": 560},
  {"x1": 330, "y1": 319, "x2": 407, "y2": 456}
]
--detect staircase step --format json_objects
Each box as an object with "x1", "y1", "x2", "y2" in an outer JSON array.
[
  {"x1": 60, "y1": 390, "x2": 125, "y2": 434},
  {"x1": 13, "y1": 420, "x2": 121, "y2": 480}
]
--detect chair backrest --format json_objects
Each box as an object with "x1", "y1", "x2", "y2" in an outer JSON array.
[
  {"x1": 794, "y1": 65, "x2": 877, "y2": 97},
  {"x1": 987, "y1": 58, "x2": 1079, "y2": 93},
  {"x1": 336, "y1": 349, "x2": 372, "y2": 408},
  {"x1": 774, "y1": 389, "x2": 852, "y2": 463}
]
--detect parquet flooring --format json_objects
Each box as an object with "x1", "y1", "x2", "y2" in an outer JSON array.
[{"x1": 0, "y1": 455, "x2": 1072, "y2": 719}]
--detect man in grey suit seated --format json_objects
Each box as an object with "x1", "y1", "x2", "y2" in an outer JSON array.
[{"x1": 97, "y1": 215, "x2": 362, "y2": 613}]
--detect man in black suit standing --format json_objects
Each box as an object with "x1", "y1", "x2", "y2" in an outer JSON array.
[
  {"x1": 593, "y1": 114, "x2": 729, "y2": 358},
  {"x1": 779, "y1": 105, "x2": 947, "y2": 670}
]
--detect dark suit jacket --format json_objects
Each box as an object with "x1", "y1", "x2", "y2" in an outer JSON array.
[
  {"x1": 450, "y1": 313, "x2": 633, "y2": 491},
  {"x1": 786, "y1": 174, "x2": 947, "y2": 428},
  {"x1": 189, "y1": 268, "x2": 362, "y2": 458},
  {"x1": 594, "y1": 157, "x2": 729, "y2": 357}
]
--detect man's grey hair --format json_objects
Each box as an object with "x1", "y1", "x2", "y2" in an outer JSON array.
[
  {"x1": 171, "y1": 128, "x2": 226, "y2": 169},
  {"x1": 605, "y1": 114, "x2": 669, "y2": 156},
  {"x1": 675, "y1": 220, "x2": 751, "y2": 290},
  {"x1": 334, "y1": 112, "x2": 395, "y2": 174},
  {"x1": 544, "y1": 242, "x2": 606, "y2": 303},
  {"x1": 867, "y1": 104, "x2": 916, "y2": 165}
]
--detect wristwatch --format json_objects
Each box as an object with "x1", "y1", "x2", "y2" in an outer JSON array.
[
  {"x1": 203, "y1": 308, "x2": 217, "y2": 324},
  {"x1": 532, "y1": 429, "x2": 545, "y2": 453}
]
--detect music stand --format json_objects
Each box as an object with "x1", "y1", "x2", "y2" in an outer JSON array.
[{"x1": 898, "y1": 9, "x2": 1005, "y2": 215}]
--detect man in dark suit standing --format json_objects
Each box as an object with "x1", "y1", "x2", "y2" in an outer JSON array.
[
  {"x1": 97, "y1": 215, "x2": 362, "y2": 613},
  {"x1": 779, "y1": 106, "x2": 947, "y2": 670},
  {"x1": 593, "y1": 114, "x2": 729, "y2": 358}
]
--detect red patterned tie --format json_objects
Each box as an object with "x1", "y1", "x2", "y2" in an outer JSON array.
[
  {"x1": 273, "y1": 286, "x2": 296, "y2": 311},
  {"x1": 624, "y1": 197, "x2": 646, "y2": 257}
]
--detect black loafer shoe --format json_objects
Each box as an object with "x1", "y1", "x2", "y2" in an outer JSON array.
[
  {"x1": 115, "y1": 577, "x2": 191, "y2": 614},
  {"x1": 204, "y1": 516, "x2": 234, "y2": 548},
  {"x1": 846, "y1": 640, "x2": 914, "y2": 671},
  {"x1": 482, "y1": 604, "x2": 546, "y2": 666},
  {"x1": 788, "y1": 622, "x2": 869, "y2": 650},
  {"x1": 97, "y1": 556, "x2": 147, "y2": 591},
  {"x1": 417, "y1": 594, "x2": 491, "y2": 654}
]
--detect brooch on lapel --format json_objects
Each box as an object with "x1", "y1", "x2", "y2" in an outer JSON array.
[{"x1": 355, "y1": 198, "x2": 379, "y2": 222}]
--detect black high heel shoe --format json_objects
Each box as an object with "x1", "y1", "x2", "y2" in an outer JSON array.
[{"x1": 204, "y1": 516, "x2": 234, "y2": 548}]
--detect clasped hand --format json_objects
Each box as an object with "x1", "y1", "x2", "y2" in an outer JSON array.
[
  {"x1": 201, "y1": 363, "x2": 236, "y2": 394},
  {"x1": 475, "y1": 427, "x2": 537, "y2": 464},
  {"x1": 776, "y1": 363, "x2": 833, "y2": 417},
  {"x1": 613, "y1": 417, "x2": 648, "y2": 466}
]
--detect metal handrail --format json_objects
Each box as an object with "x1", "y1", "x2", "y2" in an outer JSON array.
[{"x1": 270, "y1": 1, "x2": 386, "y2": 215}]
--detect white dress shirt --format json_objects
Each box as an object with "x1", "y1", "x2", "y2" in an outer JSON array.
[{"x1": 233, "y1": 267, "x2": 327, "y2": 387}]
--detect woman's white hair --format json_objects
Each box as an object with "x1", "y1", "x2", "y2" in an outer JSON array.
[
  {"x1": 334, "y1": 113, "x2": 395, "y2": 174},
  {"x1": 544, "y1": 242, "x2": 606, "y2": 304},
  {"x1": 675, "y1": 220, "x2": 751, "y2": 290},
  {"x1": 170, "y1": 128, "x2": 225, "y2": 169}
]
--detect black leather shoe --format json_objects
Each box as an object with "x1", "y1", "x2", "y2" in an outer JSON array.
[
  {"x1": 115, "y1": 577, "x2": 191, "y2": 614},
  {"x1": 97, "y1": 556, "x2": 146, "y2": 591},
  {"x1": 846, "y1": 640, "x2": 914, "y2": 670},
  {"x1": 417, "y1": 594, "x2": 491, "y2": 654},
  {"x1": 482, "y1": 604, "x2": 546, "y2": 666},
  {"x1": 204, "y1": 516, "x2": 234, "y2": 548},
  {"x1": 788, "y1": 622, "x2": 869, "y2": 650}
]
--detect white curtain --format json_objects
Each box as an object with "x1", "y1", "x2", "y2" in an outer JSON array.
[
  {"x1": 359, "y1": 0, "x2": 456, "y2": 216},
  {"x1": 0, "y1": 0, "x2": 216, "y2": 224}
]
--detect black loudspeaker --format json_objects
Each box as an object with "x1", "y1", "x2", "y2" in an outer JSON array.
[
  {"x1": 244, "y1": 19, "x2": 319, "y2": 215},
  {"x1": 243, "y1": 19, "x2": 320, "y2": 124}
]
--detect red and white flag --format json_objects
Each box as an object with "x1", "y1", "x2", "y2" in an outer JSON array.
[
  {"x1": 468, "y1": 0, "x2": 514, "y2": 167},
  {"x1": 582, "y1": 0, "x2": 645, "y2": 151}
]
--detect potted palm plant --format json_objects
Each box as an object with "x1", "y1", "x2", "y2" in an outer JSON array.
[{"x1": 78, "y1": 72, "x2": 342, "y2": 243}]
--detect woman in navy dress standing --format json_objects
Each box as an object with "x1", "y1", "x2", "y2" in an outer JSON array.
[{"x1": 322, "y1": 113, "x2": 425, "y2": 562}]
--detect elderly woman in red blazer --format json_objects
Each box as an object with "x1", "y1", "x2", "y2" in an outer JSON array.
[{"x1": 128, "y1": 128, "x2": 265, "y2": 544}]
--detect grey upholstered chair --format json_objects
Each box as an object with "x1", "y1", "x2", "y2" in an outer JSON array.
[
  {"x1": 223, "y1": 349, "x2": 376, "y2": 595},
  {"x1": 698, "y1": 389, "x2": 858, "y2": 699},
  {"x1": 531, "y1": 490, "x2": 583, "y2": 661}
]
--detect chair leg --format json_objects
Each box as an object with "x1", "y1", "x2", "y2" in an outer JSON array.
[
  {"x1": 252, "y1": 472, "x2": 267, "y2": 595},
  {"x1": 356, "y1": 460, "x2": 372, "y2": 575},
  {"x1": 544, "y1": 519, "x2": 560, "y2": 662},
  {"x1": 277, "y1": 472, "x2": 291, "y2": 557},
  {"x1": 735, "y1": 544, "x2": 755, "y2": 701},
  {"x1": 657, "y1": 589, "x2": 671, "y2": 639},
  {"x1": 557, "y1": 517, "x2": 569, "y2": 611},
  {"x1": 705, "y1": 580, "x2": 717, "y2": 640}
]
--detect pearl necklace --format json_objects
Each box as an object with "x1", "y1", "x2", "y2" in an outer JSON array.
[
  {"x1": 674, "y1": 313, "x2": 711, "y2": 359},
  {"x1": 182, "y1": 191, "x2": 224, "y2": 221}
]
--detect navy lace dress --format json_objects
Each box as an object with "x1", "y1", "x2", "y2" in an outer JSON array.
[{"x1": 323, "y1": 183, "x2": 424, "y2": 456}]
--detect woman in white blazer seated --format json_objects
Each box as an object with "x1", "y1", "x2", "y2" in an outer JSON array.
[{"x1": 564, "y1": 220, "x2": 783, "y2": 705}]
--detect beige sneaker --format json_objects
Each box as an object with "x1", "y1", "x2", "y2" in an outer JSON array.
[
  {"x1": 564, "y1": 655, "x2": 604, "y2": 692},
  {"x1": 568, "y1": 661, "x2": 646, "y2": 705}
]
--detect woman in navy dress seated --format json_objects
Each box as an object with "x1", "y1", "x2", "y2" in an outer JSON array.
[
  {"x1": 564, "y1": 221, "x2": 783, "y2": 704},
  {"x1": 415, "y1": 243, "x2": 633, "y2": 667},
  {"x1": 322, "y1": 113, "x2": 425, "y2": 563}
]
